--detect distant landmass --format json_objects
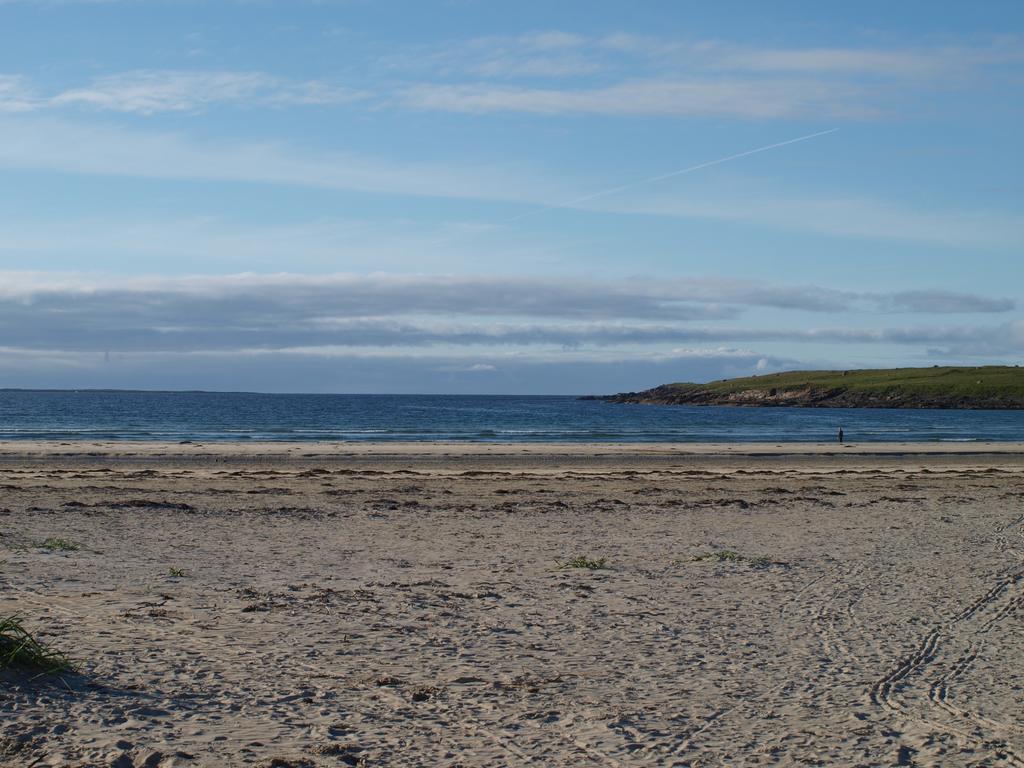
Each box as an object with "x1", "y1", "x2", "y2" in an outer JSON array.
[{"x1": 595, "y1": 366, "x2": 1024, "y2": 409}]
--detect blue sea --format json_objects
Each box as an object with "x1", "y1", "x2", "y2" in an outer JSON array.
[{"x1": 0, "y1": 390, "x2": 1023, "y2": 443}]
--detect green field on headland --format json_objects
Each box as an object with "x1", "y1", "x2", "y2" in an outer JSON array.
[{"x1": 601, "y1": 366, "x2": 1024, "y2": 409}]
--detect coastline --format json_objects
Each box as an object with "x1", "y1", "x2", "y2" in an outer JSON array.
[
  {"x1": 1, "y1": 440, "x2": 1024, "y2": 475},
  {"x1": 3, "y1": 438, "x2": 1024, "y2": 459},
  {"x1": 599, "y1": 365, "x2": 1024, "y2": 409}
]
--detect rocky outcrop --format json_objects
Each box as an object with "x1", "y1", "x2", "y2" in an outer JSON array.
[{"x1": 598, "y1": 385, "x2": 1024, "y2": 409}]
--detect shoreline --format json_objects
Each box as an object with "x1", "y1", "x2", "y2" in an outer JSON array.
[
  {"x1": 3, "y1": 438, "x2": 1024, "y2": 449},
  {"x1": 3, "y1": 439, "x2": 1024, "y2": 472},
  {"x1": 1, "y1": 438, "x2": 1024, "y2": 457}
]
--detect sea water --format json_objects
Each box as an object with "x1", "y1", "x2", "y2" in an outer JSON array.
[{"x1": 0, "y1": 390, "x2": 1023, "y2": 442}]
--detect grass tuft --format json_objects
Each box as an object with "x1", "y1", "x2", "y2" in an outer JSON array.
[
  {"x1": 558, "y1": 556, "x2": 607, "y2": 570},
  {"x1": 168, "y1": 567, "x2": 186, "y2": 578},
  {"x1": 0, "y1": 616, "x2": 75, "y2": 675},
  {"x1": 692, "y1": 549, "x2": 744, "y2": 563},
  {"x1": 690, "y1": 550, "x2": 786, "y2": 568},
  {"x1": 37, "y1": 538, "x2": 79, "y2": 552}
]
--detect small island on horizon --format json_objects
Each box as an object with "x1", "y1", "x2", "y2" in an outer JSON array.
[{"x1": 593, "y1": 365, "x2": 1024, "y2": 410}]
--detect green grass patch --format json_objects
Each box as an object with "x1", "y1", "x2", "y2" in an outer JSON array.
[
  {"x1": 0, "y1": 616, "x2": 75, "y2": 675},
  {"x1": 691, "y1": 550, "x2": 782, "y2": 568},
  {"x1": 168, "y1": 567, "x2": 186, "y2": 578},
  {"x1": 692, "y1": 549, "x2": 744, "y2": 563},
  {"x1": 558, "y1": 556, "x2": 607, "y2": 570},
  {"x1": 661, "y1": 365, "x2": 1024, "y2": 401},
  {"x1": 36, "y1": 538, "x2": 79, "y2": 552}
]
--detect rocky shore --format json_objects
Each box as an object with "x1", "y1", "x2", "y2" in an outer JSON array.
[
  {"x1": 597, "y1": 384, "x2": 1024, "y2": 409},
  {"x1": 592, "y1": 366, "x2": 1024, "y2": 409}
]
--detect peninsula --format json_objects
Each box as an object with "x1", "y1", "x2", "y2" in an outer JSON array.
[{"x1": 599, "y1": 365, "x2": 1024, "y2": 409}]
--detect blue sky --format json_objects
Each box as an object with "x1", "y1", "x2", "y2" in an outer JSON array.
[{"x1": 0, "y1": 0, "x2": 1021, "y2": 393}]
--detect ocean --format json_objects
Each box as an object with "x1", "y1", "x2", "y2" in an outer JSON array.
[{"x1": 0, "y1": 390, "x2": 1023, "y2": 442}]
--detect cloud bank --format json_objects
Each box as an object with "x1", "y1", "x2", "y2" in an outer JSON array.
[
  {"x1": 0, "y1": 272, "x2": 1015, "y2": 358},
  {"x1": 1, "y1": 34, "x2": 1018, "y2": 122}
]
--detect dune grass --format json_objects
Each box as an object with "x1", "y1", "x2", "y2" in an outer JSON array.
[
  {"x1": 558, "y1": 555, "x2": 607, "y2": 570},
  {"x1": 692, "y1": 549, "x2": 745, "y2": 563},
  {"x1": 691, "y1": 550, "x2": 780, "y2": 568},
  {"x1": 0, "y1": 616, "x2": 75, "y2": 675},
  {"x1": 37, "y1": 537, "x2": 79, "y2": 552}
]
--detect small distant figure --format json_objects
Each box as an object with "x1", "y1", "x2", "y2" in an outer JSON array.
[{"x1": 837, "y1": 427, "x2": 844, "y2": 443}]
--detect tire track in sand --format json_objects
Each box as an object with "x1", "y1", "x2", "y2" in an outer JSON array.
[{"x1": 868, "y1": 512, "x2": 1024, "y2": 766}]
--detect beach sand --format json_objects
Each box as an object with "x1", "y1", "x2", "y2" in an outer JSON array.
[{"x1": 2, "y1": 442, "x2": 1023, "y2": 767}]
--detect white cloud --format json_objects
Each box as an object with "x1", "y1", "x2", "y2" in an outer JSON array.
[
  {"x1": 594, "y1": 35, "x2": 1015, "y2": 77},
  {"x1": 3, "y1": 35, "x2": 1020, "y2": 123},
  {"x1": 0, "y1": 342, "x2": 805, "y2": 394},
  {"x1": 1, "y1": 70, "x2": 362, "y2": 116},
  {"x1": 0, "y1": 116, "x2": 1018, "y2": 251},
  {"x1": 0, "y1": 270, "x2": 1008, "y2": 315},
  {"x1": 400, "y1": 78, "x2": 868, "y2": 119},
  {"x1": 0, "y1": 268, "x2": 1017, "y2": 391},
  {"x1": 0, "y1": 75, "x2": 39, "y2": 112},
  {"x1": 53, "y1": 70, "x2": 362, "y2": 114},
  {"x1": 0, "y1": 116, "x2": 555, "y2": 202},
  {"x1": 381, "y1": 30, "x2": 600, "y2": 79},
  {"x1": 0, "y1": 271, "x2": 1014, "y2": 361},
  {"x1": 390, "y1": 30, "x2": 1020, "y2": 81},
  {"x1": 386, "y1": 33, "x2": 1022, "y2": 119},
  {"x1": 711, "y1": 47, "x2": 952, "y2": 76}
]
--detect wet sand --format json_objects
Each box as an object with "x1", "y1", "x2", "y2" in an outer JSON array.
[{"x1": 2, "y1": 442, "x2": 1023, "y2": 767}]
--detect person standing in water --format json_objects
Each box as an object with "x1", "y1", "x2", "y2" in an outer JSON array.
[{"x1": 838, "y1": 427, "x2": 844, "y2": 443}]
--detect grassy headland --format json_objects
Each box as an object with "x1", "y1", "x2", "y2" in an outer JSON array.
[{"x1": 600, "y1": 366, "x2": 1024, "y2": 409}]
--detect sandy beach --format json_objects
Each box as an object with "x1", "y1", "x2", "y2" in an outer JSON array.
[{"x1": 3, "y1": 442, "x2": 1024, "y2": 767}]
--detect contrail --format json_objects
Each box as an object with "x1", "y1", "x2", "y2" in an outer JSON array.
[{"x1": 505, "y1": 128, "x2": 838, "y2": 223}]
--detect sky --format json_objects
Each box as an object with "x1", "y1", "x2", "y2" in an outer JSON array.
[{"x1": 0, "y1": 0, "x2": 1022, "y2": 394}]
